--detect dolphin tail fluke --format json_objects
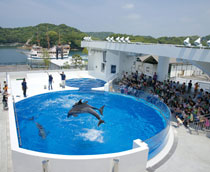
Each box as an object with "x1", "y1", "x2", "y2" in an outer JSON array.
[
  {"x1": 99, "y1": 105, "x2": 105, "y2": 116},
  {"x1": 98, "y1": 120, "x2": 105, "y2": 127}
]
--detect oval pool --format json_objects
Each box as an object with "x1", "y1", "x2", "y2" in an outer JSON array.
[{"x1": 15, "y1": 90, "x2": 169, "y2": 159}]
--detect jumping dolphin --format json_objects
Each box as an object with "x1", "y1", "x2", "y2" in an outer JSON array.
[
  {"x1": 30, "y1": 117, "x2": 47, "y2": 139},
  {"x1": 68, "y1": 99, "x2": 105, "y2": 127}
]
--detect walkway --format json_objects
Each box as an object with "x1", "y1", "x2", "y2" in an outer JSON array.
[
  {"x1": 154, "y1": 118, "x2": 210, "y2": 172},
  {"x1": 0, "y1": 73, "x2": 13, "y2": 172}
]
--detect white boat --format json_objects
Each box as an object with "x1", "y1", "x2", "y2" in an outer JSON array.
[{"x1": 29, "y1": 44, "x2": 70, "y2": 59}]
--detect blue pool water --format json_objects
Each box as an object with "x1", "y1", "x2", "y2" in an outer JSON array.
[
  {"x1": 66, "y1": 78, "x2": 106, "y2": 90},
  {"x1": 15, "y1": 90, "x2": 168, "y2": 159}
]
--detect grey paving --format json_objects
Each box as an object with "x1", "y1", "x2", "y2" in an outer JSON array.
[
  {"x1": 154, "y1": 120, "x2": 210, "y2": 172},
  {"x1": 0, "y1": 75, "x2": 13, "y2": 172}
]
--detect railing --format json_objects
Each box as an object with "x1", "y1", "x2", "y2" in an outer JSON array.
[
  {"x1": 190, "y1": 116, "x2": 210, "y2": 132},
  {"x1": 82, "y1": 40, "x2": 210, "y2": 49},
  {"x1": 111, "y1": 83, "x2": 171, "y2": 159},
  {"x1": 12, "y1": 96, "x2": 22, "y2": 147},
  {"x1": 170, "y1": 76, "x2": 210, "y2": 92}
]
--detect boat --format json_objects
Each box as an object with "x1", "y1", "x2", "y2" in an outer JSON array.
[
  {"x1": 29, "y1": 28, "x2": 70, "y2": 60},
  {"x1": 29, "y1": 44, "x2": 70, "y2": 59}
]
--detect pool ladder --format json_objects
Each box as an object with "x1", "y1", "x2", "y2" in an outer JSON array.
[{"x1": 12, "y1": 96, "x2": 22, "y2": 147}]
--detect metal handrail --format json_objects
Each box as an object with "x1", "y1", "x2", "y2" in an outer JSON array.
[
  {"x1": 111, "y1": 83, "x2": 171, "y2": 144},
  {"x1": 12, "y1": 96, "x2": 22, "y2": 147}
]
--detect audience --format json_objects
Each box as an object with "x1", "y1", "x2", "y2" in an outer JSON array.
[{"x1": 117, "y1": 71, "x2": 210, "y2": 130}]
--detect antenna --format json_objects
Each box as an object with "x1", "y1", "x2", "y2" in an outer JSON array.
[
  {"x1": 194, "y1": 37, "x2": 202, "y2": 47},
  {"x1": 116, "y1": 37, "x2": 121, "y2": 42},
  {"x1": 125, "y1": 37, "x2": 130, "y2": 43},
  {"x1": 83, "y1": 37, "x2": 92, "y2": 41},
  {"x1": 110, "y1": 37, "x2": 115, "y2": 42},
  {"x1": 120, "y1": 37, "x2": 125, "y2": 43},
  {"x1": 183, "y1": 37, "x2": 191, "y2": 46},
  {"x1": 106, "y1": 37, "x2": 110, "y2": 41}
]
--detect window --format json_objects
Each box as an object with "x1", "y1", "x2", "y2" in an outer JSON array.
[
  {"x1": 111, "y1": 65, "x2": 116, "y2": 74},
  {"x1": 101, "y1": 63, "x2": 105, "y2": 72},
  {"x1": 103, "y1": 51, "x2": 107, "y2": 62}
]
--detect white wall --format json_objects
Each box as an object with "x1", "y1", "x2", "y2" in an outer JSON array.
[
  {"x1": 90, "y1": 50, "x2": 104, "y2": 75},
  {"x1": 11, "y1": 141, "x2": 148, "y2": 172},
  {"x1": 105, "y1": 50, "x2": 120, "y2": 80},
  {"x1": 87, "y1": 50, "x2": 135, "y2": 81},
  {"x1": 87, "y1": 50, "x2": 95, "y2": 70},
  {"x1": 157, "y1": 56, "x2": 170, "y2": 81},
  {"x1": 119, "y1": 53, "x2": 136, "y2": 75}
]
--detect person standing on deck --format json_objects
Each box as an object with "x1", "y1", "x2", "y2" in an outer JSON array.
[
  {"x1": 21, "y1": 78, "x2": 27, "y2": 97},
  {"x1": 47, "y1": 73, "x2": 53, "y2": 90},
  {"x1": 194, "y1": 82, "x2": 199, "y2": 95},
  {"x1": 187, "y1": 80, "x2": 192, "y2": 93},
  {"x1": 59, "y1": 71, "x2": 66, "y2": 88}
]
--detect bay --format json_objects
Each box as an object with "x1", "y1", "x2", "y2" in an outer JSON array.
[
  {"x1": 0, "y1": 47, "x2": 85, "y2": 65},
  {"x1": 0, "y1": 47, "x2": 29, "y2": 65}
]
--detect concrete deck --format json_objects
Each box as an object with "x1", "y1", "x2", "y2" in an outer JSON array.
[
  {"x1": 1, "y1": 71, "x2": 210, "y2": 172},
  {"x1": 0, "y1": 73, "x2": 13, "y2": 172}
]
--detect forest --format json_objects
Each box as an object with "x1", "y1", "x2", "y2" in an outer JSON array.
[
  {"x1": 0, "y1": 23, "x2": 209, "y2": 48},
  {"x1": 0, "y1": 23, "x2": 87, "y2": 49}
]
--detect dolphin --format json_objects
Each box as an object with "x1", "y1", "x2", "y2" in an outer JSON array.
[
  {"x1": 35, "y1": 122, "x2": 47, "y2": 139},
  {"x1": 68, "y1": 99, "x2": 105, "y2": 127},
  {"x1": 30, "y1": 116, "x2": 47, "y2": 139}
]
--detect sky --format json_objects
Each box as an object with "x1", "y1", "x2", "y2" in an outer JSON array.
[{"x1": 0, "y1": 0, "x2": 210, "y2": 37}]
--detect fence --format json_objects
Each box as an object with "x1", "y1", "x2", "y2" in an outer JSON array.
[{"x1": 111, "y1": 83, "x2": 171, "y2": 159}]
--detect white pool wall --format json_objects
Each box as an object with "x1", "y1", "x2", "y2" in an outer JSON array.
[{"x1": 7, "y1": 72, "x2": 150, "y2": 172}]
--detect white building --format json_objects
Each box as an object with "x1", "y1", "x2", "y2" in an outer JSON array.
[{"x1": 81, "y1": 40, "x2": 210, "y2": 82}]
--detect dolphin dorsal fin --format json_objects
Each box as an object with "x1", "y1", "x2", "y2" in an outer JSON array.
[{"x1": 78, "y1": 99, "x2": 82, "y2": 104}]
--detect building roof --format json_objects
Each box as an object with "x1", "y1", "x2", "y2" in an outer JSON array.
[{"x1": 139, "y1": 55, "x2": 179, "y2": 64}]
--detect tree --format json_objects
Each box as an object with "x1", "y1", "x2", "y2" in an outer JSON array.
[
  {"x1": 82, "y1": 47, "x2": 88, "y2": 55},
  {"x1": 63, "y1": 61, "x2": 70, "y2": 69},
  {"x1": 72, "y1": 54, "x2": 83, "y2": 69},
  {"x1": 42, "y1": 49, "x2": 51, "y2": 69},
  {"x1": 48, "y1": 31, "x2": 58, "y2": 46}
]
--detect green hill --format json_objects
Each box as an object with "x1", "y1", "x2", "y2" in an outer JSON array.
[
  {"x1": 0, "y1": 23, "x2": 209, "y2": 48},
  {"x1": 109, "y1": 33, "x2": 210, "y2": 46},
  {"x1": 0, "y1": 23, "x2": 87, "y2": 49},
  {"x1": 86, "y1": 32, "x2": 114, "y2": 40}
]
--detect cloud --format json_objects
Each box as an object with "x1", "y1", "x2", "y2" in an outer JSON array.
[{"x1": 122, "y1": 3, "x2": 134, "y2": 10}]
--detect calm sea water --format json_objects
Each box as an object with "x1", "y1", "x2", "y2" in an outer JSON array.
[
  {"x1": 0, "y1": 47, "x2": 28, "y2": 65},
  {"x1": 0, "y1": 46, "x2": 84, "y2": 65}
]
